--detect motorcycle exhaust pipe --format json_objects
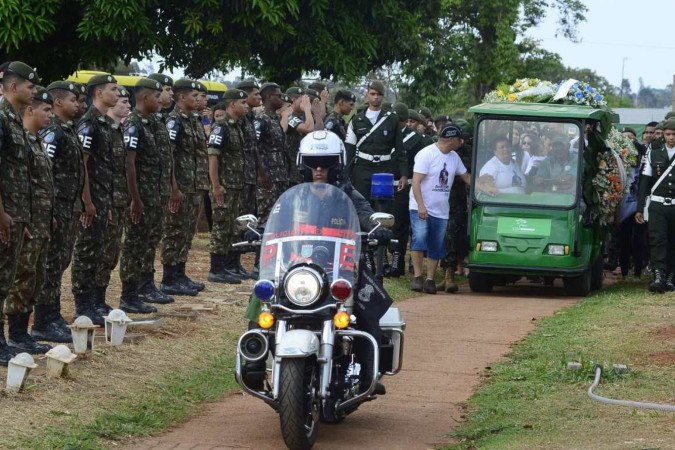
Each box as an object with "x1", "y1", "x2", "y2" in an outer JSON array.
[{"x1": 238, "y1": 330, "x2": 269, "y2": 362}]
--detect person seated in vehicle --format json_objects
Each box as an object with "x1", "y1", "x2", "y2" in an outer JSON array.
[
  {"x1": 532, "y1": 138, "x2": 578, "y2": 193},
  {"x1": 476, "y1": 136, "x2": 527, "y2": 195},
  {"x1": 243, "y1": 130, "x2": 392, "y2": 395}
]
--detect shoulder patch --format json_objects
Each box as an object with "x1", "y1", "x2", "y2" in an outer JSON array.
[
  {"x1": 325, "y1": 121, "x2": 334, "y2": 130},
  {"x1": 167, "y1": 119, "x2": 176, "y2": 129},
  {"x1": 127, "y1": 125, "x2": 136, "y2": 136},
  {"x1": 43, "y1": 131, "x2": 55, "y2": 144}
]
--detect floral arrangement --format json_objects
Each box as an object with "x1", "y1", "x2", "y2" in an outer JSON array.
[
  {"x1": 605, "y1": 127, "x2": 639, "y2": 189},
  {"x1": 483, "y1": 78, "x2": 556, "y2": 103},
  {"x1": 551, "y1": 80, "x2": 606, "y2": 108},
  {"x1": 589, "y1": 149, "x2": 624, "y2": 228}
]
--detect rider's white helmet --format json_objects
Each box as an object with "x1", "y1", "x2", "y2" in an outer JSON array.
[{"x1": 297, "y1": 130, "x2": 346, "y2": 184}]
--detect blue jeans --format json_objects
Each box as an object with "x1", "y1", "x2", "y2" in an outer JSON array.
[{"x1": 409, "y1": 211, "x2": 448, "y2": 260}]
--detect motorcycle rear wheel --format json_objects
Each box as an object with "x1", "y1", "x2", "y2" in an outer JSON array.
[{"x1": 279, "y1": 358, "x2": 319, "y2": 450}]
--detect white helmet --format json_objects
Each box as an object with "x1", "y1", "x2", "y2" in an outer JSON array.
[{"x1": 297, "y1": 130, "x2": 346, "y2": 183}]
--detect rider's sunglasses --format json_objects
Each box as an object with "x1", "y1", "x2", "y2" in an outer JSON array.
[{"x1": 303, "y1": 156, "x2": 339, "y2": 170}]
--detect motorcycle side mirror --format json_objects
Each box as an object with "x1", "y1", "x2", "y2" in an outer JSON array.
[
  {"x1": 369, "y1": 212, "x2": 395, "y2": 229},
  {"x1": 236, "y1": 214, "x2": 258, "y2": 231}
]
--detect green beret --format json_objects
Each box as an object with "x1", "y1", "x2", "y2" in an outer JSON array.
[
  {"x1": 118, "y1": 87, "x2": 130, "y2": 98},
  {"x1": 87, "y1": 73, "x2": 117, "y2": 87},
  {"x1": 656, "y1": 121, "x2": 666, "y2": 130},
  {"x1": 147, "y1": 73, "x2": 173, "y2": 87},
  {"x1": 392, "y1": 102, "x2": 409, "y2": 121},
  {"x1": 195, "y1": 81, "x2": 207, "y2": 93},
  {"x1": 453, "y1": 118, "x2": 473, "y2": 137},
  {"x1": 281, "y1": 93, "x2": 292, "y2": 104},
  {"x1": 34, "y1": 86, "x2": 52, "y2": 105},
  {"x1": 223, "y1": 89, "x2": 247, "y2": 100},
  {"x1": 334, "y1": 89, "x2": 356, "y2": 103},
  {"x1": 408, "y1": 110, "x2": 424, "y2": 123},
  {"x1": 382, "y1": 101, "x2": 392, "y2": 111},
  {"x1": 236, "y1": 79, "x2": 259, "y2": 91},
  {"x1": 47, "y1": 81, "x2": 80, "y2": 97},
  {"x1": 661, "y1": 118, "x2": 675, "y2": 131},
  {"x1": 135, "y1": 77, "x2": 163, "y2": 92},
  {"x1": 434, "y1": 114, "x2": 450, "y2": 122},
  {"x1": 665, "y1": 111, "x2": 675, "y2": 120},
  {"x1": 308, "y1": 82, "x2": 327, "y2": 92},
  {"x1": 306, "y1": 89, "x2": 319, "y2": 99},
  {"x1": 418, "y1": 107, "x2": 432, "y2": 120},
  {"x1": 286, "y1": 86, "x2": 304, "y2": 96},
  {"x1": 173, "y1": 79, "x2": 199, "y2": 91},
  {"x1": 73, "y1": 82, "x2": 86, "y2": 96},
  {"x1": 367, "y1": 80, "x2": 386, "y2": 96},
  {"x1": 260, "y1": 82, "x2": 280, "y2": 92},
  {"x1": 6, "y1": 61, "x2": 40, "y2": 84}
]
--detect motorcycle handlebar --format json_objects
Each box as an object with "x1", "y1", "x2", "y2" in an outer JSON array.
[
  {"x1": 368, "y1": 239, "x2": 398, "y2": 246},
  {"x1": 232, "y1": 240, "x2": 261, "y2": 248}
]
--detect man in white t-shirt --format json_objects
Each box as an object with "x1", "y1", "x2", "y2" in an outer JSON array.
[
  {"x1": 476, "y1": 136, "x2": 527, "y2": 195},
  {"x1": 409, "y1": 124, "x2": 471, "y2": 294}
]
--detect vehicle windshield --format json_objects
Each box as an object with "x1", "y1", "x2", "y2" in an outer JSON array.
[
  {"x1": 473, "y1": 118, "x2": 582, "y2": 208},
  {"x1": 259, "y1": 183, "x2": 361, "y2": 286}
]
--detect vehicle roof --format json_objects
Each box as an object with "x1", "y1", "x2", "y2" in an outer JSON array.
[
  {"x1": 66, "y1": 70, "x2": 228, "y2": 93},
  {"x1": 469, "y1": 102, "x2": 620, "y2": 123}
]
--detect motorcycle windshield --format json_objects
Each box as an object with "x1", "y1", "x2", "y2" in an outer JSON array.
[{"x1": 260, "y1": 183, "x2": 361, "y2": 287}]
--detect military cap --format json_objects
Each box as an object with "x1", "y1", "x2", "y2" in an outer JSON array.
[
  {"x1": 656, "y1": 121, "x2": 666, "y2": 130},
  {"x1": 308, "y1": 82, "x2": 327, "y2": 92},
  {"x1": 434, "y1": 114, "x2": 451, "y2": 123},
  {"x1": 438, "y1": 124, "x2": 462, "y2": 139},
  {"x1": 281, "y1": 93, "x2": 292, "y2": 104},
  {"x1": 148, "y1": 73, "x2": 173, "y2": 87},
  {"x1": 453, "y1": 118, "x2": 473, "y2": 137},
  {"x1": 661, "y1": 118, "x2": 675, "y2": 131},
  {"x1": 118, "y1": 87, "x2": 130, "y2": 98},
  {"x1": 73, "y1": 82, "x2": 87, "y2": 96},
  {"x1": 392, "y1": 102, "x2": 409, "y2": 121},
  {"x1": 260, "y1": 82, "x2": 280, "y2": 92},
  {"x1": 135, "y1": 77, "x2": 163, "y2": 91},
  {"x1": 286, "y1": 86, "x2": 304, "y2": 96},
  {"x1": 47, "y1": 81, "x2": 80, "y2": 96},
  {"x1": 173, "y1": 78, "x2": 199, "y2": 91},
  {"x1": 236, "y1": 79, "x2": 259, "y2": 90},
  {"x1": 87, "y1": 73, "x2": 116, "y2": 87},
  {"x1": 334, "y1": 89, "x2": 356, "y2": 103},
  {"x1": 0, "y1": 61, "x2": 10, "y2": 80},
  {"x1": 195, "y1": 81, "x2": 207, "y2": 93},
  {"x1": 622, "y1": 126, "x2": 637, "y2": 136},
  {"x1": 367, "y1": 80, "x2": 386, "y2": 95},
  {"x1": 382, "y1": 101, "x2": 392, "y2": 111},
  {"x1": 6, "y1": 61, "x2": 40, "y2": 84},
  {"x1": 306, "y1": 89, "x2": 319, "y2": 100},
  {"x1": 665, "y1": 111, "x2": 675, "y2": 120},
  {"x1": 34, "y1": 86, "x2": 53, "y2": 105},
  {"x1": 223, "y1": 89, "x2": 247, "y2": 100},
  {"x1": 418, "y1": 107, "x2": 433, "y2": 120},
  {"x1": 408, "y1": 110, "x2": 424, "y2": 123}
]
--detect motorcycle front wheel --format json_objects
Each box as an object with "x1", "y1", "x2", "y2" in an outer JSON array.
[{"x1": 278, "y1": 358, "x2": 319, "y2": 450}]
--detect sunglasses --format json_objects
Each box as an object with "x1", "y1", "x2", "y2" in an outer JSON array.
[{"x1": 303, "y1": 156, "x2": 339, "y2": 169}]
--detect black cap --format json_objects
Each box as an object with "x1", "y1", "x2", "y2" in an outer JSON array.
[
  {"x1": 306, "y1": 88, "x2": 319, "y2": 100},
  {"x1": 147, "y1": 73, "x2": 173, "y2": 87},
  {"x1": 439, "y1": 124, "x2": 462, "y2": 139},
  {"x1": 223, "y1": 89, "x2": 247, "y2": 100},
  {"x1": 281, "y1": 93, "x2": 292, "y2": 104},
  {"x1": 334, "y1": 89, "x2": 356, "y2": 103},
  {"x1": 286, "y1": 86, "x2": 304, "y2": 96},
  {"x1": 6, "y1": 61, "x2": 40, "y2": 84},
  {"x1": 173, "y1": 78, "x2": 199, "y2": 91},
  {"x1": 118, "y1": 87, "x2": 130, "y2": 98},
  {"x1": 34, "y1": 86, "x2": 53, "y2": 105},
  {"x1": 47, "y1": 81, "x2": 80, "y2": 97},
  {"x1": 135, "y1": 77, "x2": 163, "y2": 91},
  {"x1": 393, "y1": 102, "x2": 409, "y2": 121},
  {"x1": 236, "y1": 79, "x2": 259, "y2": 91},
  {"x1": 308, "y1": 82, "x2": 327, "y2": 92},
  {"x1": 87, "y1": 74, "x2": 117, "y2": 87}
]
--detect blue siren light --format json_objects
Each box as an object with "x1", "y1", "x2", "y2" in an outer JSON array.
[{"x1": 254, "y1": 280, "x2": 275, "y2": 300}]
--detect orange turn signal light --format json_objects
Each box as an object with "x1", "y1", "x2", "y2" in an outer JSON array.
[
  {"x1": 333, "y1": 311, "x2": 350, "y2": 329},
  {"x1": 258, "y1": 311, "x2": 275, "y2": 329}
]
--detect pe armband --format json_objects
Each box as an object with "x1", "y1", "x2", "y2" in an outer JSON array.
[{"x1": 644, "y1": 196, "x2": 651, "y2": 221}]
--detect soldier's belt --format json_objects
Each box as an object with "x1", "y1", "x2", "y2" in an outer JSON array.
[
  {"x1": 355, "y1": 151, "x2": 392, "y2": 163},
  {"x1": 650, "y1": 195, "x2": 675, "y2": 205}
]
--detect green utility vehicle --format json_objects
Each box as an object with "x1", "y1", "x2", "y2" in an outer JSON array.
[{"x1": 467, "y1": 102, "x2": 620, "y2": 296}]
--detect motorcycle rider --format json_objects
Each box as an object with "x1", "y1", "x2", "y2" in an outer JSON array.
[{"x1": 243, "y1": 130, "x2": 392, "y2": 395}]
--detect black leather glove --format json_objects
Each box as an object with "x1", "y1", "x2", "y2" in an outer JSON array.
[
  {"x1": 371, "y1": 228, "x2": 393, "y2": 243},
  {"x1": 244, "y1": 228, "x2": 262, "y2": 242}
]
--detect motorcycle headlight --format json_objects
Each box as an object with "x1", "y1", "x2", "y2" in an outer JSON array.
[{"x1": 284, "y1": 267, "x2": 323, "y2": 307}]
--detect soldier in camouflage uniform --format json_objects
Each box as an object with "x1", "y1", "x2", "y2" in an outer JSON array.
[
  {"x1": 5, "y1": 86, "x2": 54, "y2": 354},
  {"x1": 119, "y1": 78, "x2": 170, "y2": 313},
  {"x1": 72, "y1": 74, "x2": 119, "y2": 325},
  {"x1": 324, "y1": 89, "x2": 356, "y2": 142},
  {"x1": 32, "y1": 81, "x2": 85, "y2": 343},
  {"x1": 0, "y1": 62, "x2": 39, "y2": 365},
  {"x1": 284, "y1": 87, "x2": 316, "y2": 185},
  {"x1": 255, "y1": 82, "x2": 291, "y2": 224},
  {"x1": 94, "y1": 87, "x2": 130, "y2": 314},
  {"x1": 207, "y1": 89, "x2": 249, "y2": 284},
  {"x1": 160, "y1": 79, "x2": 203, "y2": 296}
]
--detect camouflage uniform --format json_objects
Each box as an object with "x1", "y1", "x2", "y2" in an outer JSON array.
[
  {"x1": 324, "y1": 111, "x2": 347, "y2": 142},
  {"x1": 0, "y1": 101, "x2": 31, "y2": 315},
  {"x1": 239, "y1": 111, "x2": 258, "y2": 215},
  {"x1": 4, "y1": 132, "x2": 54, "y2": 315},
  {"x1": 72, "y1": 107, "x2": 114, "y2": 295},
  {"x1": 191, "y1": 112, "x2": 210, "y2": 228},
  {"x1": 254, "y1": 106, "x2": 289, "y2": 223},
  {"x1": 161, "y1": 106, "x2": 200, "y2": 266},
  {"x1": 96, "y1": 121, "x2": 127, "y2": 289},
  {"x1": 285, "y1": 113, "x2": 305, "y2": 185},
  {"x1": 36, "y1": 116, "x2": 84, "y2": 310},
  {"x1": 120, "y1": 111, "x2": 165, "y2": 283},
  {"x1": 150, "y1": 110, "x2": 173, "y2": 271}
]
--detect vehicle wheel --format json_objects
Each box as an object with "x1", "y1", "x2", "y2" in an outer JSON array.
[
  {"x1": 278, "y1": 358, "x2": 319, "y2": 450},
  {"x1": 590, "y1": 255, "x2": 604, "y2": 291},
  {"x1": 563, "y1": 270, "x2": 591, "y2": 296},
  {"x1": 468, "y1": 272, "x2": 493, "y2": 293}
]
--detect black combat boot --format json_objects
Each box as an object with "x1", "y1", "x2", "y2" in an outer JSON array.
[
  {"x1": 649, "y1": 269, "x2": 667, "y2": 293},
  {"x1": 93, "y1": 286, "x2": 114, "y2": 316},
  {"x1": 31, "y1": 304, "x2": 72, "y2": 343},
  {"x1": 138, "y1": 272, "x2": 174, "y2": 304},
  {"x1": 232, "y1": 252, "x2": 254, "y2": 279},
  {"x1": 74, "y1": 291, "x2": 105, "y2": 325},
  {"x1": 385, "y1": 251, "x2": 402, "y2": 278},
  {"x1": 666, "y1": 273, "x2": 675, "y2": 291},
  {"x1": 224, "y1": 254, "x2": 248, "y2": 281},
  {"x1": 7, "y1": 313, "x2": 52, "y2": 354},
  {"x1": 120, "y1": 279, "x2": 158, "y2": 314},
  {"x1": 177, "y1": 262, "x2": 205, "y2": 292},
  {"x1": 1, "y1": 321, "x2": 18, "y2": 366},
  {"x1": 208, "y1": 253, "x2": 243, "y2": 284},
  {"x1": 160, "y1": 264, "x2": 198, "y2": 296},
  {"x1": 251, "y1": 251, "x2": 261, "y2": 280}
]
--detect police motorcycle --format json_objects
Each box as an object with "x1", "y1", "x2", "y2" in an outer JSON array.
[{"x1": 233, "y1": 132, "x2": 405, "y2": 450}]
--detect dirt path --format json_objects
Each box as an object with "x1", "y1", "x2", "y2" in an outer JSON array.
[{"x1": 128, "y1": 285, "x2": 577, "y2": 450}]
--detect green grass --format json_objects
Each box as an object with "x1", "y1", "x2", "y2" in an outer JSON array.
[{"x1": 446, "y1": 279, "x2": 675, "y2": 449}]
